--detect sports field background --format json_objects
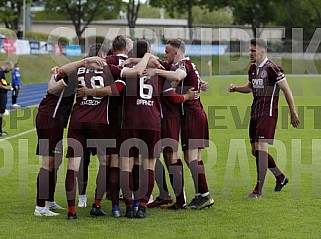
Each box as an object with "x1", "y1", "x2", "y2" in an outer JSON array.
[{"x1": 0, "y1": 75, "x2": 320, "y2": 238}]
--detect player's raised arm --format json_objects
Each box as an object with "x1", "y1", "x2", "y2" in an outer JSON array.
[
  {"x1": 58, "y1": 56, "x2": 105, "y2": 77},
  {"x1": 47, "y1": 67, "x2": 67, "y2": 94},
  {"x1": 121, "y1": 53, "x2": 157, "y2": 78},
  {"x1": 153, "y1": 67, "x2": 187, "y2": 82},
  {"x1": 229, "y1": 82, "x2": 252, "y2": 93},
  {"x1": 77, "y1": 80, "x2": 126, "y2": 97},
  {"x1": 277, "y1": 80, "x2": 300, "y2": 128}
]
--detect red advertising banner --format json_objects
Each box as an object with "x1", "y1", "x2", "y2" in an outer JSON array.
[{"x1": 3, "y1": 39, "x2": 16, "y2": 54}]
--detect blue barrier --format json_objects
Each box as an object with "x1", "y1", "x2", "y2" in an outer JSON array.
[{"x1": 151, "y1": 44, "x2": 228, "y2": 56}]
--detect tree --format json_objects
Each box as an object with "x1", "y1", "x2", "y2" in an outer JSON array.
[
  {"x1": 149, "y1": 0, "x2": 231, "y2": 41},
  {"x1": 234, "y1": 1, "x2": 280, "y2": 38},
  {"x1": 201, "y1": 0, "x2": 280, "y2": 38},
  {"x1": 138, "y1": 4, "x2": 232, "y2": 25},
  {"x1": 126, "y1": 0, "x2": 141, "y2": 37},
  {"x1": 41, "y1": 0, "x2": 119, "y2": 39},
  {"x1": 150, "y1": 0, "x2": 202, "y2": 41},
  {"x1": 0, "y1": 0, "x2": 27, "y2": 31}
]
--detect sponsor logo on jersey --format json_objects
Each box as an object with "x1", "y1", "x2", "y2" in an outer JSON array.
[{"x1": 252, "y1": 78, "x2": 264, "y2": 88}]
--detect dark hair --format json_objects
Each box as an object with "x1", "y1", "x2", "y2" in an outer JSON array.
[
  {"x1": 166, "y1": 38, "x2": 185, "y2": 53},
  {"x1": 250, "y1": 38, "x2": 267, "y2": 50},
  {"x1": 107, "y1": 48, "x2": 113, "y2": 56},
  {"x1": 132, "y1": 39, "x2": 150, "y2": 58},
  {"x1": 87, "y1": 43, "x2": 108, "y2": 57},
  {"x1": 112, "y1": 35, "x2": 127, "y2": 52}
]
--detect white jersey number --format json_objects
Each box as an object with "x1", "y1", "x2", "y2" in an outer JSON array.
[
  {"x1": 139, "y1": 76, "x2": 153, "y2": 99},
  {"x1": 78, "y1": 76, "x2": 104, "y2": 100}
]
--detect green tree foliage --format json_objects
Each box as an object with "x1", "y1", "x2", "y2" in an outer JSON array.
[
  {"x1": 150, "y1": 0, "x2": 199, "y2": 29},
  {"x1": 0, "y1": 0, "x2": 31, "y2": 30},
  {"x1": 200, "y1": 0, "x2": 280, "y2": 38},
  {"x1": 229, "y1": 0, "x2": 279, "y2": 38},
  {"x1": 139, "y1": 4, "x2": 232, "y2": 25},
  {"x1": 276, "y1": 0, "x2": 321, "y2": 40},
  {"x1": 40, "y1": 0, "x2": 120, "y2": 38},
  {"x1": 149, "y1": 0, "x2": 203, "y2": 40}
]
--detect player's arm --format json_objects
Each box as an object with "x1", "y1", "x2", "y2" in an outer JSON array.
[
  {"x1": 121, "y1": 53, "x2": 157, "y2": 78},
  {"x1": 200, "y1": 79, "x2": 209, "y2": 91},
  {"x1": 229, "y1": 82, "x2": 252, "y2": 93},
  {"x1": 277, "y1": 80, "x2": 300, "y2": 128},
  {"x1": 163, "y1": 87, "x2": 199, "y2": 104},
  {"x1": 76, "y1": 81, "x2": 126, "y2": 97},
  {"x1": 154, "y1": 68, "x2": 187, "y2": 82},
  {"x1": 46, "y1": 67, "x2": 66, "y2": 94},
  {"x1": 121, "y1": 57, "x2": 162, "y2": 69},
  {"x1": 58, "y1": 56, "x2": 105, "y2": 77}
]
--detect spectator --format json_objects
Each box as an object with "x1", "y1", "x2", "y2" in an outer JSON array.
[
  {"x1": 0, "y1": 61, "x2": 14, "y2": 136},
  {"x1": 11, "y1": 63, "x2": 21, "y2": 108},
  {"x1": 17, "y1": 28, "x2": 23, "y2": 39}
]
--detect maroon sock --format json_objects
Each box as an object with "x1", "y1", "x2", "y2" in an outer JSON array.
[
  {"x1": 105, "y1": 164, "x2": 110, "y2": 195},
  {"x1": 254, "y1": 150, "x2": 268, "y2": 194},
  {"x1": 109, "y1": 167, "x2": 120, "y2": 206},
  {"x1": 94, "y1": 199, "x2": 101, "y2": 207},
  {"x1": 132, "y1": 164, "x2": 140, "y2": 201},
  {"x1": 95, "y1": 165, "x2": 107, "y2": 200},
  {"x1": 155, "y1": 158, "x2": 170, "y2": 199},
  {"x1": 78, "y1": 157, "x2": 89, "y2": 195},
  {"x1": 48, "y1": 168, "x2": 58, "y2": 201},
  {"x1": 36, "y1": 168, "x2": 50, "y2": 207},
  {"x1": 65, "y1": 169, "x2": 77, "y2": 208},
  {"x1": 268, "y1": 154, "x2": 284, "y2": 182},
  {"x1": 140, "y1": 169, "x2": 155, "y2": 208},
  {"x1": 188, "y1": 160, "x2": 209, "y2": 195},
  {"x1": 68, "y1": 206, "x2": 76, "y2": 215},
  {"x1": 120, "y1": 171, "x2": 133, "y2": 207},
  {"x1": 197, "y1": 160, "x2": 209, "y2": 194},
  {"x1": 169, "y1": 159, "x2": 185, "y2": 207}
]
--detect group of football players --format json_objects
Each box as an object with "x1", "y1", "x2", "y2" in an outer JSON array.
[{"x1": 34, "y1": 35, "x2": 214, "y2": 220}]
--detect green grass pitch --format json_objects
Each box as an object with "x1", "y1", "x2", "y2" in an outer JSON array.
[{"x1": 0, "y1": 75, "x2": 320, "y2": 238}]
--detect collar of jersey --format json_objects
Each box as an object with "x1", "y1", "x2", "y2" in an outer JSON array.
[
  {"x1": 116, "y1": 54, "x2": 128, "y2": 58},
  {"x1": 256, "y1": 57, "x2": 268, "y2": 68},
  {"x1": 175, "y1": 56, "x2": 190, "y2": 65}
]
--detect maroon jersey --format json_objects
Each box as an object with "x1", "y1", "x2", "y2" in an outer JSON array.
[
  {"x1": 159, "y1": 60, "x2": 181, "y2": 118},
  {"x1": 175, "y1": 57, "x2": 204, "y2": 114},
  {"x1": 248, "y1": 58, "x2": 285, "y2": 118},
  {"x1": 106, "y1": 54, "x2": 128, "y2": 127},
  {"x1": 106, "y1": 54, "x2": 128, "y2": 66},
  {"x1": 122, "y1": 72, "x2": 170, "y2": 132},
  {"x1": 37, "y1": 74, "x2": 76, "y2": 126},
  {"x1": 69, "y1": 64, "x2": 123, "y2": 124}
]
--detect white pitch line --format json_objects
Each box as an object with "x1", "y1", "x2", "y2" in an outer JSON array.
[{"x1": 0, "y1": 128, "x2": 36, "y2": 142}]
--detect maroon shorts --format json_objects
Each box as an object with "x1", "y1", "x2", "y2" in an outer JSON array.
[
  {"x1": 120, "y1": 129, "x2": 161, "y2": 159},
  {"x1": 36, "y1": 114, "x2": 65, "y2": 157},
  {"x1": 181, "y1": 111, "x2": 209, "y2": 151},
  {"x1": 66, "y1": 122, "x2": 117, "y2": 158},
  {"x1": 161, "y1": 116, "x2": 181, "y2": 152},
  {"x1": 249, "y1": 116, "x2": 277, "y2": 145}
]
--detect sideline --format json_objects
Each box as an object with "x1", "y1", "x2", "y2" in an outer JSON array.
[{"x1": 0, "y1": 128, "x2": 36, "y2": 142}]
